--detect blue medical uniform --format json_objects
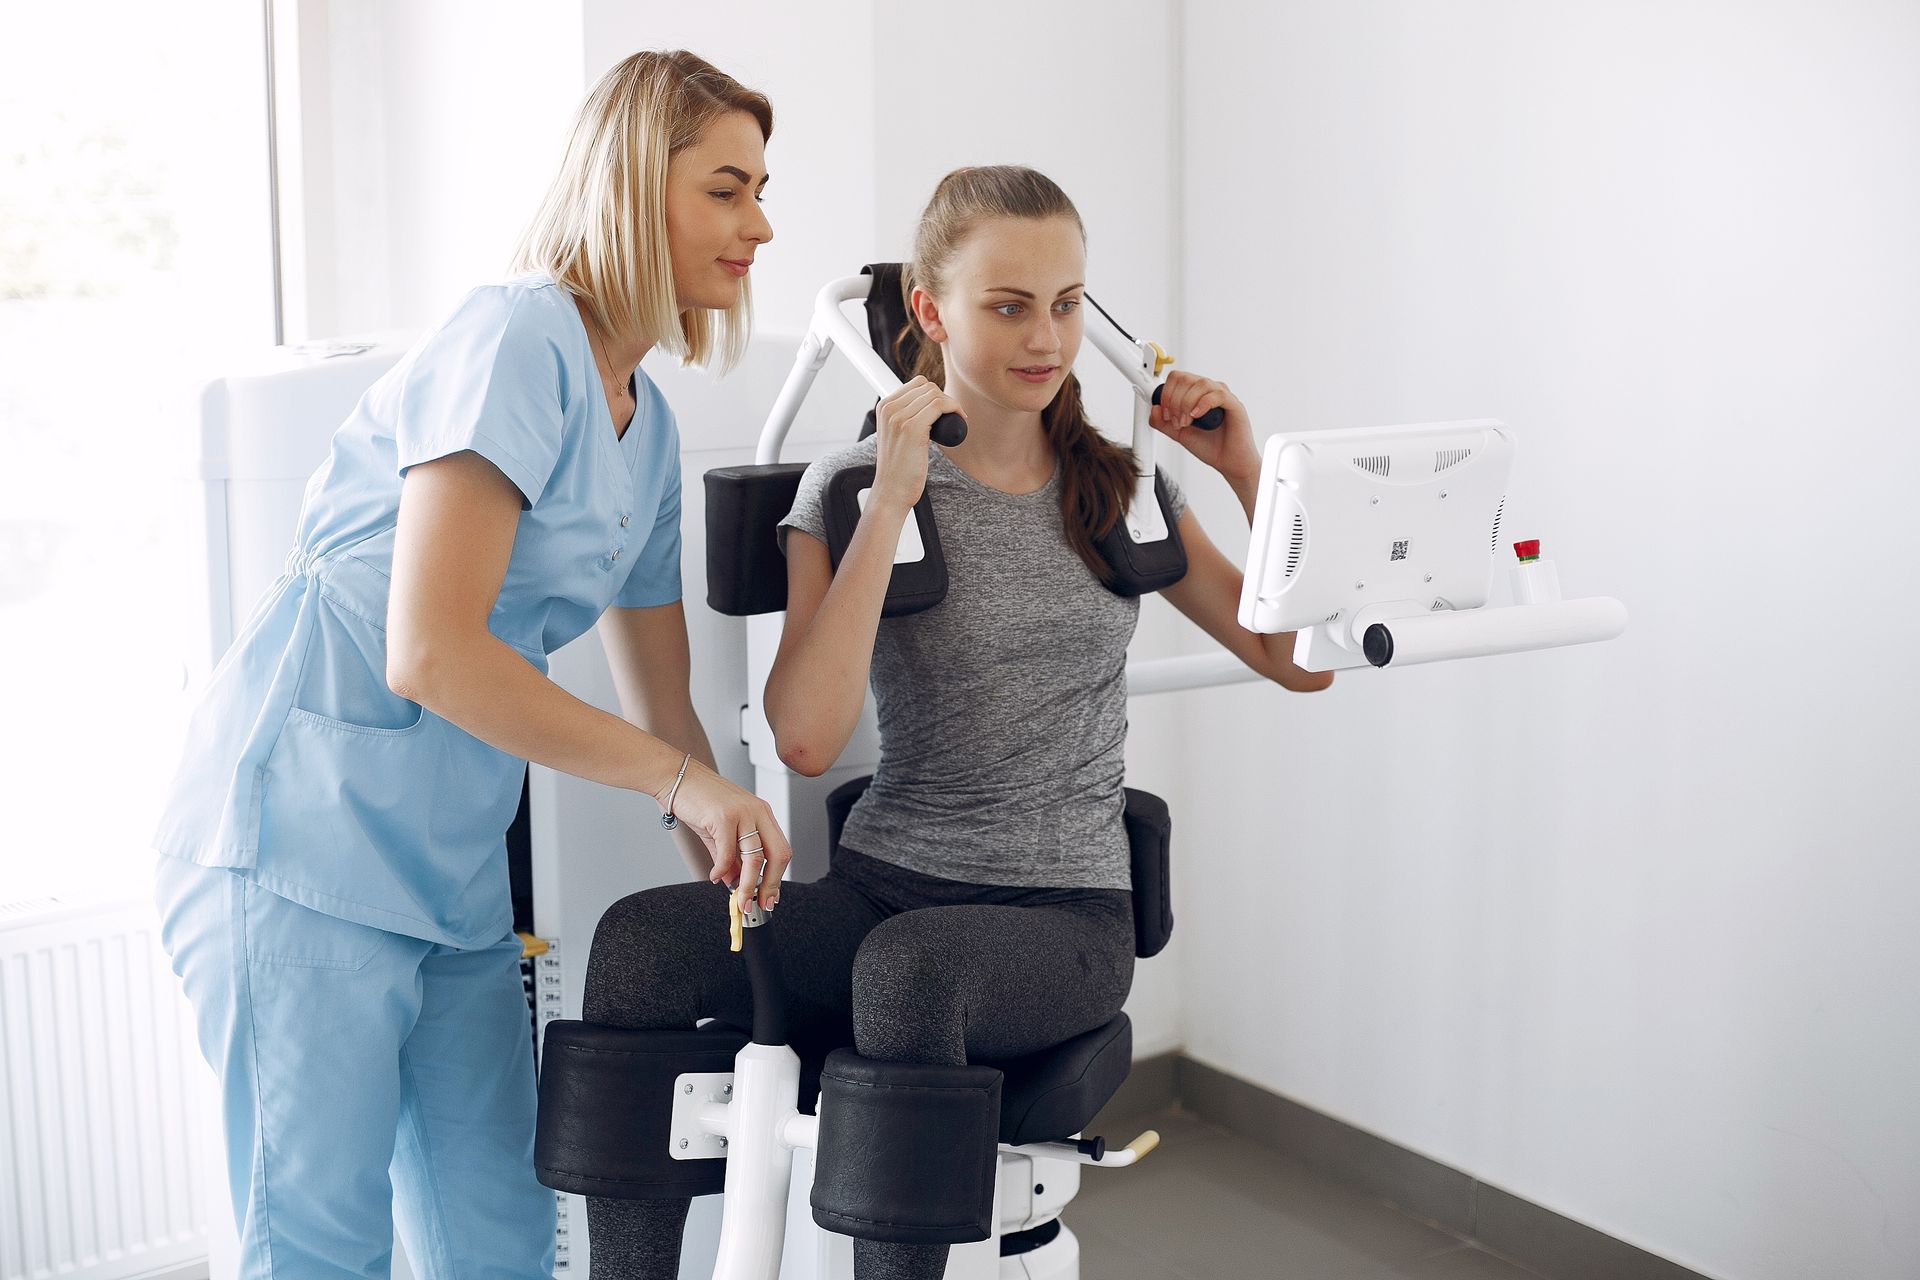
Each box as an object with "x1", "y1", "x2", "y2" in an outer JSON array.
[{"x1": 152, "y1": 273, "x2": 682, "y2": 1278}]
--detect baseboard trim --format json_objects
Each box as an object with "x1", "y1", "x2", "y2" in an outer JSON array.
[{"x1": 1092, "y1": 1052, "x2": 1713, "y2": 1280}]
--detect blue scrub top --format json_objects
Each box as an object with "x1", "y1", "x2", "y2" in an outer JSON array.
[{"x1": 155, "y1": 273, "x2": 682, "y2": 948}]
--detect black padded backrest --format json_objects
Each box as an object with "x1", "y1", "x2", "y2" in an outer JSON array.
[
  {"x1": 858, "y1": 263, "x2": 915, "y2": 442},
  {"x1": 862, "y1": 263, "x2": 917, "y2": 378},
  {"x1": 824, "y1": 775, "x2": 1173, "y2": 959}
]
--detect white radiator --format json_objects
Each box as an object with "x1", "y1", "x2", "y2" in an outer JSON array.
[{"x1": 0, "y1": 896, "x2": 210, "y2": 1280}]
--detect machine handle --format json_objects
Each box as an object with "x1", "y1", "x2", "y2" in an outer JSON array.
[
  {"x1": 730, "y1": 894, "x2": 791, "y2": 1047},
  {"x1": 931, "y1": 411, "x2": 968, "y2": 447},
  {"x1": 1151, "y1": 384, "x2": 1225, "y2": 430}
]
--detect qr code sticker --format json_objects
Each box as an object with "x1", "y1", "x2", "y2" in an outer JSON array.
[{"x1": 1391, "y1": 540, "x2": 1409, "y2": 562}]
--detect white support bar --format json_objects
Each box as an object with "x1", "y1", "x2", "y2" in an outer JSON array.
[
  {"x1": 1125, "y1": 652, "x2": 1263, "y2": 697},
  {"x1": 1081, "y1": 299, "x2": 1170, "y2": 542},
  {"x1": 756, "y1": 276, "x2": 901, "y2": 465},
  {"x1": 780, "y1": 1112, "x2": 819, "y2": 1151},
  {"x1": 756, "y1": 330, "x2": 833, "y2": 465},
  {"x1": 711, "y1": 1044, "x2": 805, "y2": 1280},
  {"x1": 1081, "y1": 306, "x2": 1156, "y2": 399},
  {"x1": 811, "y1": 276, "x2": 907, "y2": 404}
]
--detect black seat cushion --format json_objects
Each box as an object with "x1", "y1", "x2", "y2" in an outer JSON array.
[{"x1": 985, "y1": 1013, "x2": 1132, "y2": 1145}]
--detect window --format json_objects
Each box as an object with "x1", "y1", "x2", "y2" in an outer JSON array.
[{"x1": 0, "y1": 1, "x2": 277, "y2": 902}]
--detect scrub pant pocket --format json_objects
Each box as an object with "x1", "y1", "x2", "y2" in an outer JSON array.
[{"x1": 154, "y1": 856, "x2": 555, "y2": 1280}]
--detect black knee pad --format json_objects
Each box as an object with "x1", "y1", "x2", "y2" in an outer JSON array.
[
  {"x1": 810, "y1": 1049, "x2": 1003, "y2": 1245},
  {"x1": 534, "y1": 1020, "x2": 747, "y2": 1199}
]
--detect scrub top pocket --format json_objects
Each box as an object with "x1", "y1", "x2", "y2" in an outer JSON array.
[{"x1": 296, "y1": 561, "x2": 422, "y2": 733}]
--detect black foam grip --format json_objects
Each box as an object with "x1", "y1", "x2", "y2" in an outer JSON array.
[
  {"x1": 859, "y1": 406, "x2": 967, "y2": 448},
  {"x1": 811, "y1": 1051, "x2": 1003, "y2": 1245},
  {"x1": 930, "y1": 411, "x2": 968, "y2": 446},
  {"x1": 1151, "y1": 383, "x2": 1226, "y2": 430},
  {"x1": 534, "y1": 1020, "x2": 748, "y2": 1199},
  {"x1": 741, "y1": 921, "x2": 789, "y2": 1046}
]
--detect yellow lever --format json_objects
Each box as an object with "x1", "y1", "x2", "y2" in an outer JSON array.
[
  {"x1": 516, "y1": 932, "x2": 549, "y2": 959},
  {"x1": 729, "y1": 892, "x2": 744, "y2": 952},
  {"x1": 1147, "y1": 341, "x2": 1176, "y2": 378},
  {"x1": 1124, "y1": 1129, "x2": 1161, "y2": 1161}
]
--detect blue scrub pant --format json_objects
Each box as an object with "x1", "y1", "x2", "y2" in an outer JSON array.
[{"x1": 155, "y1": 856, "x2": 555, "y2": 1280}]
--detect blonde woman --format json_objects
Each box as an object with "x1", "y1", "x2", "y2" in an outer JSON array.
[{"x1": 151, "y1": 51, "x2": 790, "y2": 1278}]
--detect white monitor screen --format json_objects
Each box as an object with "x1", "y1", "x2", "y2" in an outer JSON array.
[{"x1": 1238, "y1": 419, "x2": 1514, "y2": 639}]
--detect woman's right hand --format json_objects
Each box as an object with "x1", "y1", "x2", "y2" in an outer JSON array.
[
  {"x1": 869, "y1": 376, "x2": 963, "y2": 516},
  {"x1": 660, "y1": 760, "x2": 793, "y2": 911}
]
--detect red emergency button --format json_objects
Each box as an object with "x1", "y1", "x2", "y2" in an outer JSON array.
[{"x1": 1514, "y1": 539, "x2": 1541, "y2": 562}]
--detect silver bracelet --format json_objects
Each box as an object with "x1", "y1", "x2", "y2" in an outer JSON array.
[{"x1": 659, "y1": 753, "x2": 691, "y2": 830}]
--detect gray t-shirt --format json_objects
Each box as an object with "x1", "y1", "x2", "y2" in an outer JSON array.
[{"x1": 778, "y1": 439, "x2": 1186, "y2": 891}]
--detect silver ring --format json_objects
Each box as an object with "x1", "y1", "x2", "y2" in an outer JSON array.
[{"x1": 737, "y1": 830, "x2": 760, "y2": 845}]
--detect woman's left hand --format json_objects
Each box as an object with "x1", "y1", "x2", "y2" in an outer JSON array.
[{"x1": 1148, "y1": 370, "x2": 1261, "y2": 487}]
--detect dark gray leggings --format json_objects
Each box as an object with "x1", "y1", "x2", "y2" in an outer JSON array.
[{"x1": 581, "y1": 846, "x2": 1135, "y2": 1280}]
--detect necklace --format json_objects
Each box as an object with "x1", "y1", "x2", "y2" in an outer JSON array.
[{"x1": 587, "y1": 322, "x2": 634, "y2": 404}]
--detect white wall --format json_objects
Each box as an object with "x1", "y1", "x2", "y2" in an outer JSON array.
[
  {"x1": 275, "y1": 0, "x2": 585, "y2": 341},
  {"x1": 1176, "y1": 4, "x2": 1920, "y2": 1279}
]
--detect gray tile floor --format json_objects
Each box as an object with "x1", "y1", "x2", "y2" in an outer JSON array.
[{"x1": 1070, "y1": 1108, "x2": 1547, "y2": 1280}]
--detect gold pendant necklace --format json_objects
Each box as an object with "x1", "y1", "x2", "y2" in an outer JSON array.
[{"x1": 589, "y1": 323, "x2": 633, "y2": 403}]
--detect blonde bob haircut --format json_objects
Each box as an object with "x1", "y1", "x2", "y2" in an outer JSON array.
[{"x1": 512, "y1": 50, "x2": 772, "y2": 370}]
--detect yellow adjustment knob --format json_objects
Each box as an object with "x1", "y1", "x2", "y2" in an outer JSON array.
[
  {"x1": 1125, "y1": 1129, "x2": 1162, "y2": 1160},
  {"x1": 1148, "y1": 342, "x2": 1175, "y2": 378},
  {"x1": 729, "y1": 892, "x2": 744, "y2": 952}
]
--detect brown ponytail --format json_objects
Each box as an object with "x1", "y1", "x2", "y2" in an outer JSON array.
[{"x1": 897, "y1": 166, "x2": 1138, "y2": 582}]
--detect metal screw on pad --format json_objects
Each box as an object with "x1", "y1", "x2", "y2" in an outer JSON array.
[
  {"x1": 683, "y1": 1083, "x2": 694, "y2": 1094},
  {"x1": 679, "y1": 1139, "x2": 689, "y2": 1150},
  {"x1": 719, "y1": 1138, "x2": 728, "y2": 1148},
  {"x1": 723, "y1": 1084, "x2": 733, "y2": 1097}
]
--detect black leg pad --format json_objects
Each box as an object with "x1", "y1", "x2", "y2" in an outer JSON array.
[
  {"x1": 534, "y1": 1019, "x2": 748, "y2": 1200},
  {"x1": 810, "y1": 1050, "x2": 1003, "y2": 1245}
]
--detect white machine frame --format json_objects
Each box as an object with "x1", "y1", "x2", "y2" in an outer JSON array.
[
  {"x1": 702, "y1": 278, "x2": 1629, "y2": 1280},
  {"x1": 670, "y1": 1014, "x2": 1158, "y2": 1280}
]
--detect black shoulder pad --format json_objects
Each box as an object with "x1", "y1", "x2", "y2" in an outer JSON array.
[
  {"x1": 822, "y1": 463, "x2": 948, "y2": 618},
  {"x1": 1093, "y1": 469, "x2": 1188, "y2": 596},
  {"x1": 704, "y1": 463, "x2": 810, "y2": 616}
]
